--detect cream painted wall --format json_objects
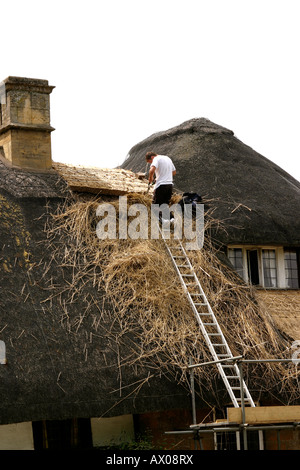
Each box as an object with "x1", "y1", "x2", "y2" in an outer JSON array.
[{"x1": 0, "y1": 422, "x2": 34, "y2": 450}]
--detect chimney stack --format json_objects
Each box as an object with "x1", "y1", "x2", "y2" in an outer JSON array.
[{"x1": 0, "y1": 76, "x2": 55, "y2": 171}]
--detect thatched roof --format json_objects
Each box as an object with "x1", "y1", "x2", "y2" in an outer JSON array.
[
  {"x1": 0, "y1": 159, "x2": 189, "y2": 425},
  {"x1": 256, "y1": 290, "x2": 300, "y2": 340},
  {"x1": 0, "y1": 154, "x2": 68, "y2": 198},
  {"x1": 0, "y1": 129, "x2": 299, "y2": 427},
  {"x1": 121, "y1": 118, "x2": 300, "y2": 246}
]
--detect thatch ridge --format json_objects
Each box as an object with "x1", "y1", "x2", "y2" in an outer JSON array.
[{"x1": 123, "y1": 118, "x2": 234, "y2": 159}]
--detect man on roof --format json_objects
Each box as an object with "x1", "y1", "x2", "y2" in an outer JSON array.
[{"x1": 145, "y1": 151, "x2": 176, "y2": 206}]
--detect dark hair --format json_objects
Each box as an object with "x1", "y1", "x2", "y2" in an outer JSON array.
[{"x1": 145, "y1": 151, "x2": 157, "y2": 161}]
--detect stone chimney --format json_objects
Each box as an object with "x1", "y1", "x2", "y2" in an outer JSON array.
[{"x1": 0, "y1": 76, "x2": 55, "y2": 171}]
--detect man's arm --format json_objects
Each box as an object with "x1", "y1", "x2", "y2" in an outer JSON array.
[
  {"x1": 172, "y1": 170, "x2": 176, "y2": 176},
  {"x1": 149, "y1": 165, "x2": 156, "y2": 184}
]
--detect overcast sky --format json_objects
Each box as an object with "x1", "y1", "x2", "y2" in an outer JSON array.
[{"x1": 1, "y1": 0, "x2": 300, "y2": 181}]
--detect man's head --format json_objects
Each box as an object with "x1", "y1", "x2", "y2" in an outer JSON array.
[{"x1": 145, "y1": 151, "x2": 157, "y2": 163}]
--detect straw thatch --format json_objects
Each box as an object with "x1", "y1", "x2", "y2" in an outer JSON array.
[
  {"x1": 256, "y1": 290, "x2": 300, "y2": 340},
  {"x1": 42, "y1": 191, "x2": 300, "y2": 408}
]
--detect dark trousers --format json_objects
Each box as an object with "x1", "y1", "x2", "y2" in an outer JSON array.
[
  {"x1": 152, "y1": 184, "x2": 173, "y2": 221},
  {"x1": 152, "y1": 184, "x2": 173, "y2": 205}
]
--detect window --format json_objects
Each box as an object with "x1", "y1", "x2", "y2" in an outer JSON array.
[
  {"x1": 284, "y1": 250, "x2": 299, "y2": 289},
  {"x1": 227, "y1": 246, "x2": 300, "y2": 289},
  {"x1": 228, "y1": 248, "x2": 243, "y2": 278},
  {"x1": 262, "y1": 250, "x2": 277, "y2": 288}
]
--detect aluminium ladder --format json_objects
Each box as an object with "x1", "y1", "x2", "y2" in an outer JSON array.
[{"x1": 160, "y1": 227, "x2": 255, "y2": 409}]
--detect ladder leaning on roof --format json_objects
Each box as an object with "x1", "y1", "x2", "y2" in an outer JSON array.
[{"x1": 160, "y1": 226, "x2": 255, "y2": 409}]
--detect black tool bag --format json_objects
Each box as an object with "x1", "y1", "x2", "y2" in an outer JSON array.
[{"x1": 179, "y1": 192, "x2": 202, "y2": 217}]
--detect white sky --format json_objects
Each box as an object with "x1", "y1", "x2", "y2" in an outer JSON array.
[{"x1": 1, "y1": 0, "x2": 300, "y2": 181}]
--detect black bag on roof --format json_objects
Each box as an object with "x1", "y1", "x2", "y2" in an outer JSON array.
[{"x1": 179, "y1": 192, "x2": 202, "y2": 217}]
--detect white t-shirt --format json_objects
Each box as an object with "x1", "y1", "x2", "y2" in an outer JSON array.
[{"x1": 151, "y1": 155, "x2": 176, "y2": 189}]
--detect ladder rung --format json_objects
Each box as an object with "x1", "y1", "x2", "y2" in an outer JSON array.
[
  {"x1": 203, "y1": 322, "x2": 217, "y2": 326},
  {"x1": 231, "y1": 387, "x2": 241, "y2": 390},
  {"x1": 208, "y1": 333, "x2": 221, "y2": 336},
  {"x1": 226, "y1": 376, "x2": 240, "y2": 379}
]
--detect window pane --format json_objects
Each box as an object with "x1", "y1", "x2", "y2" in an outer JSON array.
[
  {"x1": 262, "y1": 250, "x2": 277, "y2": 288},
  {"x1": 284, "y1": 250, "x2": 299, "y2": 288},
  {"x1": 228, "y1": 248, "x2": 244, "y2": 278}
]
